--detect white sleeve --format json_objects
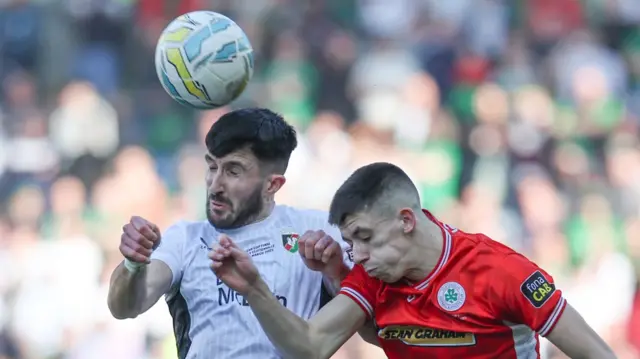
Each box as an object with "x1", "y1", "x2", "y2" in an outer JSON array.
[{"x1": 150, "y1": 221, "x2": 186, "y2": 287}]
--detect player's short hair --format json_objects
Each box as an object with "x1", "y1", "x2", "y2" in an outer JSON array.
[
  {"x1": 205, "y1": 108, "x2": 297, "y2": 174},
  {"x1": 328, "y1": 162, "x2": 421, "y2": 226}
]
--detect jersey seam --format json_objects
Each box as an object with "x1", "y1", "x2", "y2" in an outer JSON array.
[
  {"x1": 481, "y1": 250, "x2": 521, "y2": 319},
  {"x1": 179, "y1": 221, "x2": 189, "y2": 285},
  {"x1": 414, "y1": 225, "x2": 452, "y2": 291},
  {"x1": 538, "y1": 296, "x2": 566, "y2": 337},
  {"x1": 340, "y1": 287, "x2": 373, "y2": 319}
]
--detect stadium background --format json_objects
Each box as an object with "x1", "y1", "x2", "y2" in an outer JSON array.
[{"x1": 1, "y1": 0, "x2": 639, "y2": 358}]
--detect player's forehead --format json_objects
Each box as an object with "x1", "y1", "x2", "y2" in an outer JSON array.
[
  {"x1": 205, "y1": 147, "x2": 258, "y2": 168},
  {"x1": 340, "y1": 212, "x2": 378, "y2": 237}
]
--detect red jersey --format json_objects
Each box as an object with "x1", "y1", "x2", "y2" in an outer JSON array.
[{"x1": 340, "y1": 211, "x2": 566, "y2": 359}]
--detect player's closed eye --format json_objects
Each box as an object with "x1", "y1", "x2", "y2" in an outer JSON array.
[{"x1": 226, "y1": 167, "x2": 241, "y2": 176}]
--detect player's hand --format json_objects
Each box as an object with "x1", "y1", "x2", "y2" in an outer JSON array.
[
  {"x1": 208, "y1": 235, "x2": 260, "y2": 295},
  {"x1": 119, "y1": 216, "x2": 161, "y2": 264},
  {"x1": 299, "y1": 230, "x2": 345, "y2": 278}
]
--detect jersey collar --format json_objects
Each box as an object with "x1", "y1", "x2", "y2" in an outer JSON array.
[
  {"x1": 214, "y1": 205, "x2": 280, "y2": 235},
  {"x1": 411, "y1": 209, "x2": 453, "y2": 291}
]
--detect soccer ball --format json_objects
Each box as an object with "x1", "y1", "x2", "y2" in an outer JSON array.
[{"x1": 155, "y1": 11, "x2": 254, "y2": 109}]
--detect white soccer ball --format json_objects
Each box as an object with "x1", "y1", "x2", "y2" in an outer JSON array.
[{"x1": 155, "y1": 11, "x2": 254, "y2": 109}]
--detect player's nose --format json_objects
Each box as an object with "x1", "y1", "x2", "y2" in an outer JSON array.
[
  {"x1": 352, "y1": 247, "x2": 369, "y2": 265},
  {"x1": 208, "y1": 172, "x2": 225, "y2": 192}
]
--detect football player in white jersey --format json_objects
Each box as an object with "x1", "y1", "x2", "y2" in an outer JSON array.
[{"x1": 107, "y1": 108, "x2": 375, "y2": 359}]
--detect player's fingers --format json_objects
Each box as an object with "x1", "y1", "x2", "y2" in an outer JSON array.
[
  {"x1": 122, "y1": 233, "x2": 152, "y2": 256},
  {"x1": 210, "y1": 261, "x2": 223, "y2": 270},
  {"x1": 299, "y1": 230, "x2": 313, "y2": 244},
  {"x1": 138, "y1": 225, "x2": 159, "y2": 243},
  {"x1": 321, "y1": 241, "x2": 341, "y2": 264},
  {"x1": 304, "y1": 235, "x2": 316, "y2": 260},
  {"x1": 219, "y1": 234, "x2": 239, "y2": 249},
  {"x1": 122, "y1": 235, "x2": 153, "y2": 258},
  {"x1": 119, "y1": 240, "x2": 149, "y2": 263},
  {"x1": 301, "y1": 230, "x2": 324, "y2": 245},
  {"x1": 301, "y1": 230, "x2": 323, "y2": 259},
  {"x1": 209, "y1": 245, "x2": 231, "y2": 258},
  {"x1": 123, "y1": 224, "x2": 155, "y2": 250},
  {"x1": 148, "y1": 222, "x2": 162, "y2": 238},
  {"x1": 313, "y1": 235, "x2": 331, "y2": 259},
  {"x1": 209, "y1": 251, "x2": 226, "y2": 261},
  {"x1": 298, "y1": 232, "x2": 310, "y2": 258},
  {"x1": 228, "y1": 246, "x2": 247, "y2": 260},
  {"x1": 130, "y1": 216, "x2": 150, "y2": 231},
  {"x1": 131, "y1": 217, "x2": 160, "y2": 243},
  {"x1": 209, "y1": 246, "x2": 231, "y2": 260},
  {"x1": 298, "y1": 232, "x2": 307, "y2": 248}
]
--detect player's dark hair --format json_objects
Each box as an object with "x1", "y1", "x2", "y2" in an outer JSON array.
[
  {"x1": 205, "y1": 108, "x2": 297, "y2": 174},
  {"x1": 328, "y1": 162, "x2": 420, "y2": 226}
]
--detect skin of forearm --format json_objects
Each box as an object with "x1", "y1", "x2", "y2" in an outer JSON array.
[
  {"x1": 107, "y1": 263, "x2": 149, "y2": 319},
  {"x1": 322, "y1": 262, "x2": 351, "y2": 296},
  {"x1": 245, "y1": 278, "x2": 319, "y2": 359}
]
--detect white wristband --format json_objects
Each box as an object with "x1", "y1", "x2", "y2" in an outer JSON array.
[{"x1": 123, "y1": 258, "x2": 146, "y2": 273}]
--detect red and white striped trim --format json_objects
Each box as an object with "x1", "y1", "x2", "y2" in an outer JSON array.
[
  {"x1": 538, "y1": 296, "x2": 567, "y2": 337},
  {"x1": 414, "y1": 227, "x2": 452, "y2": 291},
  {"x1": 340, "y1": 287, "x2": 374, "y2": 319}
]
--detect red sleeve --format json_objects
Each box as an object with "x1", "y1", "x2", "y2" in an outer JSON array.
[
  {"x1": 493, "y1": 253, "x2": 567, "y2": 337},
  {"x1": 339, "y1": 264, "x2": 380, "y2": 320}
]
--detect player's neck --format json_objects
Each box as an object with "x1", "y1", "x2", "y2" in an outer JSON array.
[
  {"x1": 253, "y1": 200, "x2": 275, "y2": 223},
  {"x1": 402, "y1": 219, "x2": 444, "y2": 283}
]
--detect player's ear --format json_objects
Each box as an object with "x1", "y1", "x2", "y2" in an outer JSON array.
[
  {"x1": 265, "y1": 174, "x2": 286, "y2": 195},
  {"x1": 399, "y1": 208, "x2": 416, "y2": 234}
]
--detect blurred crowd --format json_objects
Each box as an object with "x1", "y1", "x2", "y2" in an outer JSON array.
[{"x1": 1, "y1": 0, "x2": 640, "y2": 358}]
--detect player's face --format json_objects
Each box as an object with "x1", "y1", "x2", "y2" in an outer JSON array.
[
  {"x1": 340, "y1": 211, "x2": 413, "y2": 283},
  {"x1": 204, "y1": 148, "x2": 267, "y2": 229}
]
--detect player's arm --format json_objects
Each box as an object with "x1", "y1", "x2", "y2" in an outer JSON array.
[
  {"x1": 320, "y1": 261, "x2": 379, "y2": 347},
  {"x1": 357, "y1": 321, "x2": 381, "y2": 346},
  {"x1": 495, "y1": 252, "x2": 614, "y2": 359},
  {"x1": 246, "y1": 278, "x2": 367, "y2": 359},
  {"x1": 107, "y1": 260, "x2": 173, "y2": 319},
  {"x1": 108, "y1": 218, "x2": 185, "y2": 319},
  {"x1": 303, "y1": 223, "x2": 382, "y2": 348},
  {"x1": 545, "y1": 303, "x2": 616, "y2": 358},
  {"x1": 211, "y1": 235, "x2": 377, "y2": 359},
  {"x1": 309, "y1": 217, "x2": 355, "y2": 296},
  {"x1": 321, "y1": 264, "x2": 379, "y2": 347}
]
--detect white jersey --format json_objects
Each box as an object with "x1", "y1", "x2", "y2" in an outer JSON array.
[{"x1": 150, "y1": 205, "x2": 353, "y2": 359}]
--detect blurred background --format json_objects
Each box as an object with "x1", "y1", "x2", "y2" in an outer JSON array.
[{"x1": 0, "y1": 0, "x2": 639, "y2": 358}]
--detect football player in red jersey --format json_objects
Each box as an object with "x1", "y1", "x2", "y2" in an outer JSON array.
[{"x1": 209, "y1": 162, "x2": 615, "y2": 359}]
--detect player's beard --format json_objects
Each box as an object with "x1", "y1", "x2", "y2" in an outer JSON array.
[{"x1": 206, "y1": 186, "x2": 264, "y2": 230}]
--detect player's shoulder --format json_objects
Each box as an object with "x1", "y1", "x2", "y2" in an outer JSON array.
[
  {"x1": 451, "y1": 228, "x2": 546, "y2": 280},
  {"x1": 274, "y1": 204, "x2": 330, "y2": 227},
  {"x1": 273, "y1": 205, "x2": 346, "y2": 246},
  {"x1": 452, "y1": 227, "x2": 517, "y2": 258},
  {"x1": 275, "y1": 204, "x2": 328, "y2": 220},
  {"x1": 163, "y1": 220, "x2": 211, "y2": 241},
  {"x1": 343, "y1": 263, "x2": 382, "y2": 287},
  {"x1": 427, "y1": 215, "x2": 513, "y2": 264},
  {"x1": 446, "y1": 227, "x2": 527, "y2": 272}
]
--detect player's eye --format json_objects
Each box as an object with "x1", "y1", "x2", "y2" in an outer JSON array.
[{"x1": 226, "y1": 167, "x2": 241, "y2": 176}]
